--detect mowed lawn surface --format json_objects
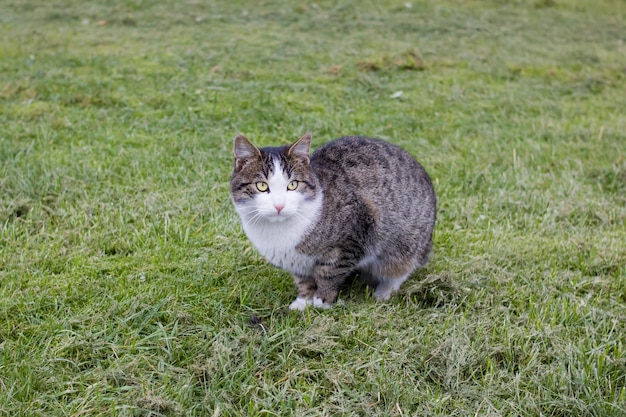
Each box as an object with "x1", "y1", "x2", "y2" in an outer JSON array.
[{"x1": 1, "y1": 0, "x2": 625, "y2": 416}]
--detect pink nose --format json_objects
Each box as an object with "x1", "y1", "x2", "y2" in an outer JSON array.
[{"x1": 274, "y1": 204, "x2": 285, "y2": 214}]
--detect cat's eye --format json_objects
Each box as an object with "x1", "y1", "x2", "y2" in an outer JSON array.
[
  {"x1": 256, "y1": 181, "x2": 269, "y2": 192},
  {"x1": 287, "y1": 180, "x2": 299, "y2": 191}
]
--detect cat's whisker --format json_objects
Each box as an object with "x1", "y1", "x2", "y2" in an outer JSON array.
[
  {"x1": 290, "y1": 211, "x2": 311, "y2": 223},
  {"x1": 246, "y1": 211, "x2": 266, "y2": 226}
]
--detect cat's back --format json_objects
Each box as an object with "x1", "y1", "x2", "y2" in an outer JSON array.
[{"x1": 310, "y1": 136, "x2": 434, "y2": 200}]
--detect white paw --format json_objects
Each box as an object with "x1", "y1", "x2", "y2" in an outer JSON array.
[
  {"x1": 289, "y1": 297, "x2": 311, "y2": 311},
  {"x1": 313, "y1": 296, "x2": 332, "y2": 309},
  {"x1": 289, "y1": 296, "x2": 333, "y2": 310}
]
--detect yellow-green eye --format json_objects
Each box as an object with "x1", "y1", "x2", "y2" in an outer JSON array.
[
  {"x1": 287, "y1": 180, "x2": 299, "y2": 191},
  {"x1": 256, "y1": 181, "x2": 269, "y2": 192}
]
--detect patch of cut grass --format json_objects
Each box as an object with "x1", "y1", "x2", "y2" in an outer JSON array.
[{"x1": 1, "y1": 0, "x2": 625, "y2": 416}]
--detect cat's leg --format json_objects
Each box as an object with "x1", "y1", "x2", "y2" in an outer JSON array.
[
  {"x1": 373, "y1": 273, "x2": 410, "y2": 301},
  {"x1": 289, "y1": 275, "x2": 318, "y2": 311},
  {"x1": 311, "y1": 261, "x2": 355, "y2": 308},
  {"x1": 365, "y1": 255, "x2": 417, "y2": 301},
  {"x1": 357, "y1": 269, "x2": 379, "y2": 288},
  {"x1": 312, "y1": 279, "x2": 340, "y2": 309}
]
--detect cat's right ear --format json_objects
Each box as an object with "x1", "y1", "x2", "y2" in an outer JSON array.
[
  {"x1": 233, "y1": 134, "x2": 260, "y2": 171},
  {"x1": 287, "y1": 132, "x2": 312, "y2": 161}
]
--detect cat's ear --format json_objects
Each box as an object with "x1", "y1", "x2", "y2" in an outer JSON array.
[
  {"x1": 287, "y1": 132, "x2": 312, "y2": 161},
  {"x1": 234, "y1": 134, "x2": 260, "y2": 171}
]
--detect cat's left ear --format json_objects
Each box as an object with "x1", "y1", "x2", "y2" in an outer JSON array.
[
  {"x1": 234, "y1": 134, "x2": 261, "y2": 171},
  {"x1": 287, "y1": 132, "x2": 312, "y2": 161}
]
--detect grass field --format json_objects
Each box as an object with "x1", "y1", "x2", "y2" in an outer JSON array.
[{"x1": 1, "y1": 0, "x2": 625, "y2": 415}]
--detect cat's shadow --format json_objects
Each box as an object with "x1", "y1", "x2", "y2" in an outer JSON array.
[
  {"x1": 340, "y1": 270, "x2": 462, "y2": 308},
  {"x1": 246, "y1": 271, "x2": 462, "y2": 333}
]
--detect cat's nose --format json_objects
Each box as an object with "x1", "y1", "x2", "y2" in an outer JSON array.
[{"x1": 274, "y1": 204, "x2": 285, "y2": 214}]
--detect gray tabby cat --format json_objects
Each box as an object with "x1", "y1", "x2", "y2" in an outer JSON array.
[{"x1": 231, "y1": 133, "x2": 436, "y2": 310}]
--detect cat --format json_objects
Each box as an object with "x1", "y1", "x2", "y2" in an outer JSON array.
[{"x1": 231, "y1": 133, "x2": 436, "y2": 310}]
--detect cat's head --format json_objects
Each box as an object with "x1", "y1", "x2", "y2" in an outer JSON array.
[{"x1": 231, "y1": 133, "x2": 320, "y2": 224}]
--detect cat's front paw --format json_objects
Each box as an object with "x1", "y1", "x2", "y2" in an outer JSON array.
[
  {"x1": 312, "y1": 296, "x2": 332, "y2": 309},
  {"x1": 289, "y1": 297, "x2": 311, "y2": 311},
  {"x1": 289, "y1": 296, "x2": 332, "y2": 310}
]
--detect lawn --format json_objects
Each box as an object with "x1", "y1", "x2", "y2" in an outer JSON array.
[{"x1": 1, "y1": 0, "x2": 625, "y2": 416}]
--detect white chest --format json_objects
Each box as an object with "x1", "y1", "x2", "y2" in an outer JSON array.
[{"x1": 242, "y1": 217, "x2": 317, "y2": 277}]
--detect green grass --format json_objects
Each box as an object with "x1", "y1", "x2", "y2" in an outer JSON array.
[{"x1": 1, "y1": 0, "x2": 625, "y2": 415}]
